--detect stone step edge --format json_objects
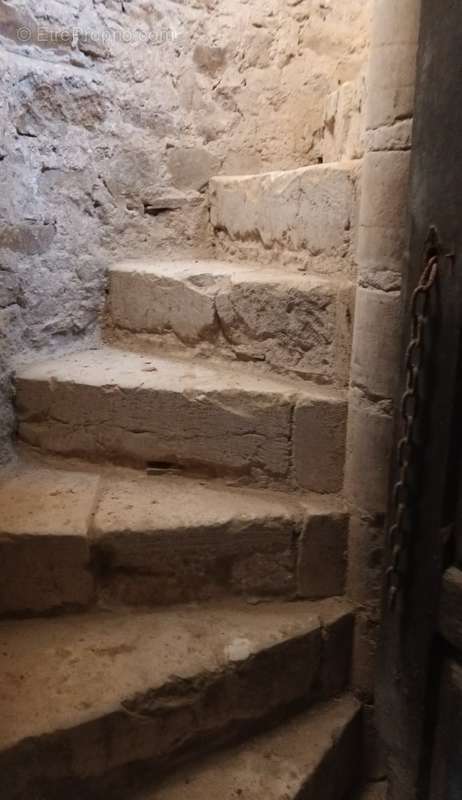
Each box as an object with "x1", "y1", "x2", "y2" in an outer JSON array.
[
  {"x1": 0, "y1": 459, "x2": 349, "y2": 615},
  {"x1": 15, "y1": 344, "x2": 347, "y2": 402},
  {"x1": 102, "y1": 330, "x2": 352, "y2": 392},
  {"x1": 132, "y1": 694, "x2": 362, "y2": 800},
  {"x1": 0, "y1": 599, "x2": 354, "y2": 797},
  {"x1": 106, "y1": 257, "x2": 355, "y2": 283},
  {"x1": 209, "y1": 159, "x2": 359, "y2": 184}
]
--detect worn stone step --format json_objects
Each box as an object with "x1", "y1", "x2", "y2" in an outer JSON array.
[
  {"x1": 0, "y1": 460, "x2": 348, "y2": 615},
  {"x1": 0, "y1": 598, "x2": 353, "y2": 798},
  {"x1": 93, "y1": 471, "x2": 348, "y2": 607},
  {"x1": 15, "y1": 347, "x2": 348, "y2": 493},
  {"x1": 135, "y1": 695, "x2": 361, "y2": 800},
  {"x1": 107, "y1": 259, "x2": 355, "y2": 387},
  {"x1": 0, "y1": 464, "x2": 98, "y2": 616},
  {"x1": 210, "y1": 161, "x2": 361, "y2": 274}
]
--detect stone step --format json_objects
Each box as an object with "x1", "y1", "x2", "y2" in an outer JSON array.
[
  {"x1": 107, "y1": 259, "x2": 354, "y2": 387},
  {"x1": 15, "y1": 347, "x2": 348, "y2": 493},
  {"x1": 0, "y1": 460, "x2": 348, "y2": 615},
  {"x1": 0, "y1": 464, "x2": 98, "y2": 616},
  {"x1": 209, "y1": 161, "x2": 361, "y2": 274},
  {"x1": 0, "y1": 598, "x2": 353, "y2": 798},
  {"x1": 135, "y1": 695, "x2": 361, "y2": 800}
]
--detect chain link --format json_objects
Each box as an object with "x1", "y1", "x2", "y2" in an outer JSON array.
[{"x1": 386, "y1": 253, "x2": 439, "y2": 611}]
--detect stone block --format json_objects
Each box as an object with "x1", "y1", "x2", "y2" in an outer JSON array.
[
  {"x1": 321, "y1": 76, "x2": 366, "y2": 163},
  {"x1": 297, "y1": 512, "x2": 348, "y2": 598},
  {"x1": 0, "y1": 467, "x2": 98, "y2": 615},
  {"x1": 15, "y1": 73, "x2": 108, "y2": 131},
  {"x1": 366, "y1": 43, "x2": 419, "y2": 130},
  {"x1": 344, "y1": 388, "x2": 394, "y2": 515},
  {"x1": 109, "y1": 261, "x2": 218, "y2": 344},
  {"x1": 104, "y1": 147, "x2": 161, "y2": 204},
  {"x1": 293, "y1": 396, "x2": 348, "y2": 493},
  {"x1": 0, "y1": 222, "x2": 56, "y2": 255},
  {"x1": 16, "y1": 348, "x2": 346, "y2": 490},
  {"x1": 361, "y1": 705, "x2": 388, "y2": 782},
  {"x1": 210, "y1": 162, "x2": 360, "y2": 268},
  {"x1": 358, "y1": 150, "x2": 411, "y2": 290},
  {"x1": 364, "y1": 120, "x2": 413, "y2": 153},
  {"x1": 92, "y1": 474, "x2": 299, "y2": 604},
  {"x1": 350, "y1": 611, "x2": 380, "y2": 701},
  {"x1": 193, "y1": 45, "x2": 227, "y2": 74},
  {"x1": 371, "y1": 0, "x2": 421, "y2": 47},
  {"x1": 167, "y1": 147, "x2": 222, "y2": 191},
  {"x1": 350, "y1": 286, "x2": 401, "y2": 399},
  {"x1": 0, "y1": 599, "x2": 351, "y2": 791},
  {"x1": 215, "y1": 274, "x2": 339, "y2": 381},
  {"x1": 318, "y1": 604, "x2": 355, "y2": 697},
  {"x1": 360, "y1": 151, "x2": 411, "y2": 231},
  {"x1": 0, "y1": 270, "x2": 21, "y2": 309},
  {"x1": 346, "y1": 512, "x2": 385, "y2": 611},
  {"x1": 108, "y1": 260, "x2": 355, "y2": 386}
]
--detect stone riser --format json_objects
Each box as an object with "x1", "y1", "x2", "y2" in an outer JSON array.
[
  {"x1": 138, "y1": 696, "x2": 362, "y2": 800},
  {"x1": 0, "y1": 465, "x2": 347, "y2": 616},
  {"x1": 0, "y1": 601, "x2": 353, "y2": 798},
  {"x1": 209, "y1": 161, "x2": 361, "y2": 276},
  {"x1": 107, "y1": 260, "x2": 355, "y2": 388},
  {"x1": 15, "y1": 348, "x2": 348, "y2": 495}
]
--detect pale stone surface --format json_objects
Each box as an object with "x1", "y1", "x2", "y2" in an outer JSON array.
[
  {"x1": 0, "y1": 598, "x2": 353, "y2": 795},
  {"x1": 343, "y1": 0, "x2": 419, "y2": 721},
  {"x1": 137, "y1": 696, "x2": 361, "y2": 800},
  {"x1": 350, "y1": 287, "x2": 401, "y2": 398},
  {"x1": 16, "y1": 347, "x2": 348, "y2": 491},
  {"x1": 358, "y1": 150, "x2": 411, "y2": 290},
  {"x1": 321, "y1": 74, "x2": 367, "y2": 163},
  {"x1": 109, "y1": 260, "x2": 218, "y2": 344},
  {"x1": 0, "y1": 456, "x2": 349, "y2": 609},
  {"x1": 366, "y1": 44, "x2": 419, "y2": 131},
  {"x1": 167, "y1": 148, "x2": 222, "y2": 192},
  {"x1": 344, "y1": 389, "x2": 394, "y2": 515},
  {"x1": 293, "y1": 397, "x2": 348, "y2": 493},
  {"x1": 360, "y1": 151, "x2": 411, "y2": 231},
  {"x1": 16, "y1": 348, "x2": 293, "y2": 482},
  {"x1": 93, "y1": 473, "x2": 347, "y2": 604},
  {"x1": 364, "y1": 120, "x2": 413, "y2": 152},
  {"x1": 0, "y1": 465, "x2": 98, "y2": 614},
  {"x1": 0, "y1": 0, "x2": 371, "y2": 461},
  {"x1": 371, "y1": 0, "x2": 421, "y2": 46},
  {"x1": 108, "y1": 259, "x2": 355, "y2": 385},
  {"x1": 297, "y1": 513, "x2": 348, "y2": 598},
  {"x1": 366, "y1": 0, "x2": 421, "y2": 130},
  {"x1": 210, "y1": 163, "x2": 361, "y2": 273},
  {"x1": 93, "y1": 473, "x2": 300, "y2": 603}
]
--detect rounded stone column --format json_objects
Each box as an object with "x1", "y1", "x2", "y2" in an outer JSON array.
[{"x1": 344, "y1": 0, "x2": 422, "y2": 702}]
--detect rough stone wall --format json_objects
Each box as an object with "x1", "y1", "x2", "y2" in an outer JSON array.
[{"x1": 0, "y1": 0, "x2": 370, "y2": 463}]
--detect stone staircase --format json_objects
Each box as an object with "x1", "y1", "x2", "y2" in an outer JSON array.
[{"x1": 0, "y1": 160, "x2": 362, "y2": 799}]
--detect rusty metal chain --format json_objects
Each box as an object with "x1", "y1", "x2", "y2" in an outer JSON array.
[{"x1": 386, "y1": 252, "x2": 440, "y2": 611}]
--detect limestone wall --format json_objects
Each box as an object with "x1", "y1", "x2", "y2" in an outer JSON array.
[{"x1": 0, "y1": 0, "x2": 370, "y2": 462}]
